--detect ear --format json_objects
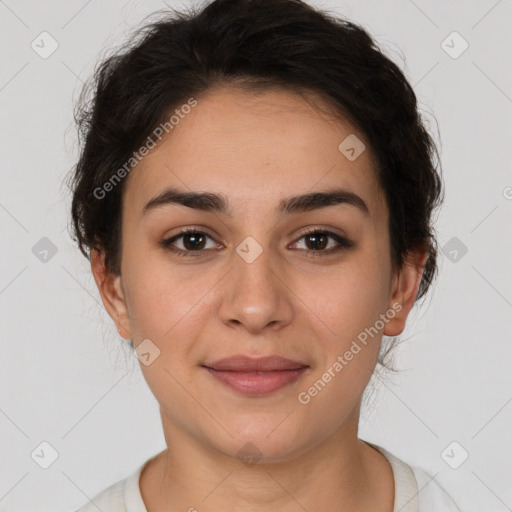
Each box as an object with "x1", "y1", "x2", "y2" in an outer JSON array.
[
  {"x1": 90, "y1": 248, "x2": 132, "y2": 339},
  {"x1": 383, "y1": 248, "x2": 429, "y2": 336}
]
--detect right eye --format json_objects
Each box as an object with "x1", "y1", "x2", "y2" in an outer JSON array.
[{"x1": 161, "y1": 228, "x2": 221, "y2": 257}]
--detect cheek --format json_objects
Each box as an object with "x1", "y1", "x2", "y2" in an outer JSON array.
[
  {"x1": 298, "y1": 256, "x2": 391, "y2": 341},
  {"x1": 293, "y1": 264, "x2": 389, "y2": 415},
  {"x1": 126, "y1": 271, "x2": 211, "y2": 343},
  {"x1": 120, "y1": 243, "x2": 206, "y2": 341}
]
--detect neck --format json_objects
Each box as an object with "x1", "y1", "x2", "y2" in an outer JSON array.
[{"x1": 139, "y1": 406, "x2": 395, "y2": 512}]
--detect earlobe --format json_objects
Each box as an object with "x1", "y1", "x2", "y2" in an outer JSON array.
[
  {"x1": 383, "y1": 249, "x2": 429, "y2": 337},
  {"x1": 90, "y1": 248, "x2": 132, "y2": 339}
]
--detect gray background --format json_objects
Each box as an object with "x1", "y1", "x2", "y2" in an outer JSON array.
[{"x1": 1, "y1": 0, "x2": 511, "y2": 510}]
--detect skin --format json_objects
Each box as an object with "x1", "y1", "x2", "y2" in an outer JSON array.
[{"x1": 91, "y1": 85, "x2": 428, "y2": 512}]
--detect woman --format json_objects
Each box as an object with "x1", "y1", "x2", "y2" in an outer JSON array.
[{"x1": 69, "y1": 0, "x2": 461, "y2": 510}]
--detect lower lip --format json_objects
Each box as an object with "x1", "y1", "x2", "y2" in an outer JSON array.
[{"x1": 203, "y1": 367, "x2": 308, "y2": 395}]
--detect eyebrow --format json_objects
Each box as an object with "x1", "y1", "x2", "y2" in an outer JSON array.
[{"x1": 141, "y1": 186, "x2": 369, "y2": 217}]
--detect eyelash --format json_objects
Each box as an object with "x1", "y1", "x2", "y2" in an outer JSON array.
[{"x1": 160, "y1": 227, "x2": 353, "y2": 258}]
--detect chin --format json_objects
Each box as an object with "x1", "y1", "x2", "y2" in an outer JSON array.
[{"x1": 208, "y1": 416, "x2": 312, "y2": 464}]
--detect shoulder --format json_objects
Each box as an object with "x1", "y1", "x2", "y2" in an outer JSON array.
[
  {"x1": 73, "y1": 477, "x2": 127, "y2": 512},
  {"x1": 72, "y1": 457, "x2": 151, "y2": 512},
  {"x1": 410, "y1": 464, "x2": 463, "y2": 512},
  {"x1": 366, "y1": 441, "x2": 463, "y2": 512}
]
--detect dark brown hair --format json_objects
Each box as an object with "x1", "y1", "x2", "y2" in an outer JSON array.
[{"x1": 68, "y1": 0, "x2": 443, "y2": 302}]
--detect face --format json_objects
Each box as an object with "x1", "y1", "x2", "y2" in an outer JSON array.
[{"x1": 93, "y1": 85, "x2": 425, "y2": 463}]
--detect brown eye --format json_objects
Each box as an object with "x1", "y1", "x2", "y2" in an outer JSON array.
[
  {"x1": 304, "y1": 232, "x2": 329, "y2": 250},
  {"x1": 181, "y1": 232, "x2": 207, "y2": 250},
  {"x1": 291, "y1": 229, "x2": 353, "y2": 255},
  {"x1": 161, "y1": 229, "x2": 219, "y2": 256}
]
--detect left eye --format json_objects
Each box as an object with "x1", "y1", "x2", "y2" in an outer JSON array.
[{"x1": 290, "y1": 230, "x2": 353, "y2": 253}]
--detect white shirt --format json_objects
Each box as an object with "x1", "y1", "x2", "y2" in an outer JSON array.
[{"x1": 74, "y1": 443, "x2": 462, "y2": 511}]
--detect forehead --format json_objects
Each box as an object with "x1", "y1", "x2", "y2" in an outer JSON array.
[{"x1": 122, "y1": 86, "x2": 386, "y2": 219}]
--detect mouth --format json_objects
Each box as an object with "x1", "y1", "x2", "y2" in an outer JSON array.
[{"x1": 201, "y1": 355, "x2": 309, "y2": 395}]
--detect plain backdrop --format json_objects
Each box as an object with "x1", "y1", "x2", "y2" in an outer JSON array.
[{"x1": 1, "y1": 0, "x2": 511, "y2": 510}]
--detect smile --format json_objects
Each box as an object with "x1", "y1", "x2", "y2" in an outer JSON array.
[{"x1": 202, "y1": 366, "x2": 308, "y2": 395}]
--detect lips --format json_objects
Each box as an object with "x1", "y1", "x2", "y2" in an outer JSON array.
[
  {"x1": 202, "y1": 355, "x2": 308, "y2": 372},
  {"x1": 201, "y1": 355, "x2": 309, "y2": 395}
]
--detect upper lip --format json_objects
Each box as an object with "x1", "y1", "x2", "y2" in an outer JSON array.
[{"x1": 202, "y1": 355, "x2": 309, "y2": 372}]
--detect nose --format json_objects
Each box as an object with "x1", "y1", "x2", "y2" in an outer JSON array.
[{"x1": 218, "y1": 240, "x2": 294, "y2": 334}]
